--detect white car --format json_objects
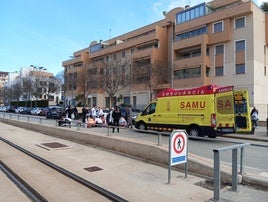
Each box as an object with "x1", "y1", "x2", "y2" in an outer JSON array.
[{"x1": 31, "y1": 108, "x2": 42, "y2": 115}]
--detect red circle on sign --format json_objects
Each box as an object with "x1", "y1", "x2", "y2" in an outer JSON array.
[{"x1": 173, "y1": 134, "x2": 185, "y2": 154}]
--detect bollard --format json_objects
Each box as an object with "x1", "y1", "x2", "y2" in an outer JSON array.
[
  {"x1": 157, "y1": 132, "x2": 162, "y2": 146},
  {"x1": 107, "y1": 125, "x2": 110, "y2": 136},
  {"x1": 77, "y1": 122, "x2": 80, "y2": 131},
  {"x1": 267, "y1": 118, "x2": 268, "y2": 135},
  {"x1": 39, "y1": 118, "x2": 42, "y2": 124},
  {"x1": 27, "y1": 116, "x2": 30, "y2": 122}
]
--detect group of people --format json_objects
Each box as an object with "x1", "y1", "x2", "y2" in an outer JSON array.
[
  {"x1": 65, "y1": 106, "x2": 78, "y2": 120},
  {"x1": 82, "y1": 105, "x2": 133, "y2": 132}
]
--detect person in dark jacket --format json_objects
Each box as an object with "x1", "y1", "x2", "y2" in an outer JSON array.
[
  {"x1": 112, "y1": 106, "x2": 122, "y2": 133},
  {"x1": 82, "y1": 106, "x2": 88, "y2": 123}
]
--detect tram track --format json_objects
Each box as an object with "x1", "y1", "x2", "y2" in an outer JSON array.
[
  {"x1": 0, "y1": 137, "x2": 128, "y2": 202},
  {"x1": 0, "y1": 160, "x2": 48, "y2": 202}
]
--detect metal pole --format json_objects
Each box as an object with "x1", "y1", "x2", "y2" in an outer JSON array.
[
  {"x1": 77, "y1": 122, "x2": 80, "y2": 131},
  {"x1": 185, "y1": 134, "x2": 188, "y2": 178},
  {"x1": 232, "y1": 149, "x2": 238, "y2": 191},
  {"x1": 157, "y1": 132, "x2": 162, "y2": 146},
  {"x1": 168, "y1": 134, "x2": 172, "y2": 184},
  {"x1": 213, "y1": 150, "x2": 220, "y2": 201},
  {"x1": 107, "y1": 125, "x2": 110, "y2": 136},
  {"x1": 240, "y1": 147, "x2": 244, "y2": 174}
]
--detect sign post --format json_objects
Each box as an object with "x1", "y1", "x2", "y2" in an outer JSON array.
[{"x1": 168, "y1": 130, "x2": 188, "y2": 184}]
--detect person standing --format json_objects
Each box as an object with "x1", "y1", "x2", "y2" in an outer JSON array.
[
  {"x1": 250, "y1": 106, "x2": 259, "y2": 127},
  {"x1": 82, "y1": 106, "x2": 88, "y2": 123},
  {"x1": 126, "y1": 106, "x2": 133, "y2": 128},
  {"x1": 112, "y1": 106, "x2": 121, "y2": 133}
]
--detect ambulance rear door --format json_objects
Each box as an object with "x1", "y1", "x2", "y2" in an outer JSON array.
[{"x1": 234, "y1": 89, "x2": 252, "y2": 132}]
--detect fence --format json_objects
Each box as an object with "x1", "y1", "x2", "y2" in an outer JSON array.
[{"x1": 213, "y1": 143, "x2": 250, "y2": 201}]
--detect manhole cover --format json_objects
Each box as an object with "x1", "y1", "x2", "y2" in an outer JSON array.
[
  {"x1": 37, "y1": 142, "x2": 71, "y2": 150},
  {"x1": 41, "y1": 142, "x2": 69, "y2": 148},
  {"x1": 84, "y1": 166, "x2": 103, "y2": 172}
]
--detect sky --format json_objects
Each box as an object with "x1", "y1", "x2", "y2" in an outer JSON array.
[{"x1": 0, "y1": 0, "x2": 264, "y2": 75}]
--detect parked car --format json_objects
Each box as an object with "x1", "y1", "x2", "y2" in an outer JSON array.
[
  {"x1": 20, "y1": 107, "x2": 32, "y2": 114},
  {"x1": 39, "y1": 107, "x2": 49, "y2": 116},
  {"x1": 15, "y1": 106, "x2": 24, "y2": 114},
  {"x1": 6, "y1": 105, "x2": 16, "y2": 113},
  {"x1": 30, "y1": 107, "x2": 42, "y2": 115},
  {"x1": 46, "y1": 106, "x2": 64, "y2": 119}
]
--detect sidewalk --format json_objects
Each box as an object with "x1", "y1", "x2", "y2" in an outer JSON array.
[
  {"x1": 0, "y1": 122, "x2": 213, "y2": 201},
  {"x1": 222, "y1": 126, "x2": 268, "y2": 142}
]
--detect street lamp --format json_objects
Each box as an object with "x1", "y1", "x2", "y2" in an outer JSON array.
[{"x1": 167, "y1": 21, "x2": 175, "y2": 88}]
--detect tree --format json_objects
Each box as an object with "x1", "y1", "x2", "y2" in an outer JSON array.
[
  {"x1": 261, "y1": 2, "x2": 268, "y2": 12},
  {"x1": 76, "y1": 66, "x2": 88, "y2": 106},
  {"x1": 56, "y1": 70, "x2": 64, "y2": 84},
  {"x1": 64, "y1": 69, "x2": 77, "y2": 106},
  {"x1": 88, "y1": 56, "x2": 131, "y2": 108},
  {"x1": 12, "y1": 82, "x2": 23, "y2": 106},
  {"x1": 132, "y1": 60, "x2": 168, "y2": 101},
  {"x1": 22, "y1": 77, "x2": 34, "y2": 107}
]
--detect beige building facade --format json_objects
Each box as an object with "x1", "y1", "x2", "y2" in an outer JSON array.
[{"x1": 62, "y1": 0, "x2": 268, "y2": 120}]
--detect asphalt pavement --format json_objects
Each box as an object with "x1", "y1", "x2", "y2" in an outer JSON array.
[{"x1": 0, "y1": 118, "x2": 267, "y2": 201}]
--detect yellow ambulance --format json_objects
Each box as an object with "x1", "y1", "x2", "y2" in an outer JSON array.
[{"x1": 134, "y1": 85, "x2": 252, "y2": 138}]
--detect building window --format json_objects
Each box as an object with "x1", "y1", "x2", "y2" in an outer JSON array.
[
  {"x1": 215, "y1": 44, "x2": 224, "y2": 55},
  {"x1": 176, "y1": 26, "x2": 207, "y2": 41},
  {"x1": 215, "y1": 66, "x2": 224, "y2": 76},
  {"x1": 235, "y1": 40, "x2": 245, "y2": 51},
  {"x1": 213, "y1": 21, "x2": 223, "y2": 33},
  {"x1": 122, "y1": 51, "x2": 125, "y2": 58},
  {"x1": 235, "y1": 64, "x2": 245, "y2": 74},
  {"x1": 174, "y1": 67, "x2": 201, "y2": 79},
  {"x1": 235, "y1": 17, "x2": 245, "y2": 29},
  {"x1": 176, "y1": 3, "x2": 206, "y2": 24}
]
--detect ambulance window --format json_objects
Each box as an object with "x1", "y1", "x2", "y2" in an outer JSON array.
[
  {"x1": 148, "y1": 103, "x2": 156, "y2": 114},
  {"x1": 142, "y1": 103, "x2": 156, "y2": 115}
]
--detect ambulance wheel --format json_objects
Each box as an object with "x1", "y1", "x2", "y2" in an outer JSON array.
[
  {"x1": 188, "y1": 126, "x2": 201, "y2": 137},
  {"x1": 138, "y1": 123, "x2": 147, "y2": 130}
]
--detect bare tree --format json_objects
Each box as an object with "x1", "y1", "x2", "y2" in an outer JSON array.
[
  {"x1": 132, "y1": 60, "x2": 168, "y2": 101},
  {"x1": 84, "y1": 65, "x2": 99, "y2": 107},
  {"x1": 76, "y1": 66, "x2": 88, "y2": 106},
  {"x1": 21, "y1": 77, "x2": 34, "y2": 107},
  {"x1": 12, "y1": 82, "x2": 23, "y2": 106},
  {"x1": 88, "y1": 56, "x2": 131, "y2": 108},
  {"x1": 64, "y1": 69, "x2": 77, "y2": 106}
]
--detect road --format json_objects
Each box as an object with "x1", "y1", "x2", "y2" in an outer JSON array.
[{"x1": 1, "y1": 113, "x2": 267, "y2": 175}]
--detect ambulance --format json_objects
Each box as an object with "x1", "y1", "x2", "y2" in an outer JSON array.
[{"x1": 134, "y1": 84, "x2": 252, "y2": 138}]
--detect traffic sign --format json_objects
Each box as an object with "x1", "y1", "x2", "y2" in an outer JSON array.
[{"x1": 170, "y1": 130, "x2": 188, "y2": 166}]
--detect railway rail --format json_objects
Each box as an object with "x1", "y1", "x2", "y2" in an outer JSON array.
[{"x1": 0, "y1": 137, "x2": 128, "y2": 202}]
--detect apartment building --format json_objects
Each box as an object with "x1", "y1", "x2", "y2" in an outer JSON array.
[{"x1": 62, "y1": 0, "x2": 268, "y2": 120}]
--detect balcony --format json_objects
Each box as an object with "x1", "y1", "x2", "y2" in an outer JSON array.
[
  {"x1": 89, "y1": 31, "x2": 160, "y2": 59},
  {"x1": 174, "y1": 55, "x2": 203, "y2": 70},
  {"x1": 131, "y1": 47, "x2": 160, "y2": 60}
]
